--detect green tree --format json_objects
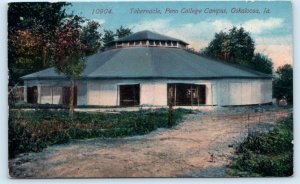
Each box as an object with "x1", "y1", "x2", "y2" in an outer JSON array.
[
  {"x1": 273, "y1": 64, "x2": 293, "y2": 104},
  {"x1": 115, "y1": 26, "x2": 132, "y2": 38},
  {"x1": 227, "y1": 27, "x2": 255, "y2": 64},
  {"x1": 8, "y1": 2, "x2": 70, "y2": 85},
  {"x1": 101, "y1": 26, "x2": 132, "y2": 48},
  {"x1": 251, "y1": 53, "x2": 274, "y2": 75},
  {"x1": 203, "y1": 31, "x2": 228, "y2": 60},
  {"x1": 81, "y1": 20, "x2": 102, "y2": 56},
  {"x1": 52, "y1": 16, "x2": 87, "y2": 115},
  {"x1": 205, "y1": 27, "x2": 254, "y2": 64},
  {"x1": 203, "y1": 26, "x2": 273, "y2": 74},
  {"x1": 102, "y1": 29, "x2": 115, "y2": 47}
]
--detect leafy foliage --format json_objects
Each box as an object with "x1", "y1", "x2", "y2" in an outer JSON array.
[
  {"x1": 8, "y1": 2, "x2": 103, "y2": 85},
  {"x1": 204, "y1": 27, "x2": 254, "y2": 64},
  {"x1": 8, "y1": 2, "x2": 70, "y2": 85},
  {"x1": 102, "y1": 29, "x2": 115, "y2": 46},
  {"x1": 250, "y1": 53, "x2": 273, "y2": 75},
  {"x1": 273, "y1": 64, "x2": 293, "y2": 104},
  {"x1": 47, "y1": 15, "x2": 102, "y2": 114},
  {"x1": 52, "y1": 15, "x2": 86, "y2": 78},
  {"x1": 8, "y1": 109, "x2": 190, "y2": 158},
  {"x1": 102, "y1": 26, "x2": 132, "y2": 47},
  {"x1": 81, "y1": 21, "x2": 102, "y2": 56},
  {"x1": 116, "y1": 26, "x2": 132, "y2": 38},
  {"x1": 203, "y1": 27, "x2": 273, "y2": 74},
  {"x1": 50, "y1": 15, "x2": 93, "y2": 114},
  {"x1": 228, "y1": 115, "x2": 293, "y2": 177}
]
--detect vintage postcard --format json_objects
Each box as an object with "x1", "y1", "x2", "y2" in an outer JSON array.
[{"x1": 8, "y1": 0, "x2": 293, "y2": 178}]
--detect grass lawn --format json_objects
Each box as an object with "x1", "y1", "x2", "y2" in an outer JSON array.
[{"x1": 9, "y1": 108, "x2": 191, "y2": 159}]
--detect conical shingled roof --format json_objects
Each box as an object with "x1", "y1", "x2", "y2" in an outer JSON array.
[
  {"x1": 22, "y1": 47, "x2": 271, "y2": 80},
  {"x1": 111, "y1": 30, "x2": 189, "y2": 45}
]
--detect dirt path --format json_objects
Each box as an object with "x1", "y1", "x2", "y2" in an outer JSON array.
[{"x1": 9, "y1": 108, "x2": 291, "y2": 178}]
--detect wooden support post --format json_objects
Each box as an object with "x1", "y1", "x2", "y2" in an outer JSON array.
[
  {"x1": 24, "y1": 85, "x2": 27, "y2": 103},
  {"x1": 51, "y1": 86, "x2": 54, "y2": 104},
  {"x1": 197, "y1": 86, "x2": 200, "y2": 106},
  {"x1": 116, "y1": 85, "x2": 119, "y2": 106},
  {"x1": 174, "y1": 84, "x2": 177, "y2": 106},
  {"x1": 37, "y1": 85, "x2": 41, "y2": 104},
  {"x1": 190, "y1": 85, "x2": 193, "y2": 106}
]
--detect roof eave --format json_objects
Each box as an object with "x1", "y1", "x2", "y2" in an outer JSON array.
[{"x1": 22, "y1": 76, "x2": 272, "y2": 81}]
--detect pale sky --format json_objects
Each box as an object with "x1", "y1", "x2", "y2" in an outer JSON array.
[{"x1": 67, "y1": 1, "x2": 293, "y2": 69}]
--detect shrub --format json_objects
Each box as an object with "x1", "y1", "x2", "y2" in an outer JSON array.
[
  {"x1": 9, "y1": 108, "x2": 190, "y2": 158},
  {"x1": 47, "y1": 130, "x2": 71, "y2": 145},
  {"x1": 228, "y1": 115, "x2": 293, "y2": 177}
]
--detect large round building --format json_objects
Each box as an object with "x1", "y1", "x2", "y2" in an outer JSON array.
[{"x1": 22, "y1": 30, "x2": 272, "y2": 107}]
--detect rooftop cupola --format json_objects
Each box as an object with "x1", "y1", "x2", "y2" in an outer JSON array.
[{"x1": 105, "y1": 30, "x2": 189, "y2": 50}]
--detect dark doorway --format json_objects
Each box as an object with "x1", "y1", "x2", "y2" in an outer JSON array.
[
  {"x1": 62, "y1": 86, "x2": 77, "y2": 106},
  {"x1": 119, "y1": 84, "x2": 140, "y2": 106},
  {"x1": 27, "y1": 86, "x2": 38, "y2": 103},
  {"x1": 167, "y1": 83, "x2": 206, "y2": 106}
]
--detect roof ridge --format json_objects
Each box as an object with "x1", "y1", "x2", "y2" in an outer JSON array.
[{"x1": 87, "y1": 49, "x2": 122, "y2": 77}]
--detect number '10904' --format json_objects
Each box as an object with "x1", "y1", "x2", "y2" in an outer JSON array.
[{"x1": 92, "y1": 9, "x2": 112, "y2": 14}]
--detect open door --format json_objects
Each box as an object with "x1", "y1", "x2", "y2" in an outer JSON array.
[
  {"x1": 167, "y1": 84, "x2": 206, "y2": 106},
  {"x1": 27, "y1": 86, "x2": 38, "y2": 103},
  {"x1": 197, "y1": 85, "x2": 206, "y2": 105},
  {"x1": 119, "y1": 84, "x2": 140, "y2": 106},
  {"x1": 62, "y1": 86, "x2": 77, "y2": 106}
]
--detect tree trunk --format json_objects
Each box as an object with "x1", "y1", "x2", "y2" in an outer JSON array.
[{"x1": 69, "y1": 78, "x2": 75, "y2": 115}]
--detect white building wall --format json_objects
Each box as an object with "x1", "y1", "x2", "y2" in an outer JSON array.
[
  {"x1": 140, "y1": 82, "x2": 154, "y2": 106},
  {"x1": 40, "y1": 86, "x2": 52, "y2": 104},
  {"x1": 217, "y1": 81, "x2": 229, "y2": 105},
  {"x1": 86, "y1": 80, "x2": 168, "y2": 106},
  {"x1": 206, "y1": 83, "x2": 214, "y2": 105},
  {"x1": 52, "y1": 87, "x2": 63, "y2": 104},
  {"x1": 263, "y1": 80, "x2": 272, "y2": 103},
  {"x1": 241, "y1": 82, "x2": 251, "y2": 105},
  {"x1": 212, "y1": 84, "x2": 217, "y2": 105},
  {"x1": 87, "y1": 81, "x2": 101, "y2": 105},
  {"x1": 25, "y1": 80, "x2": 62, "y2": 104},
  {"x1": 39, "y1": 86, "x2": 64, "y2": 104},
  {"x1": 99, "y1": 83, "x2": 118, "y2": 106},
  {"x1": 153, "y1": 82, "x2": 168, "y2": 106},
  {"x1": 140, "y1": 82, "x2": 167, "y2": 106},
  {"x1": 77, "y1": 81, "x2": 87, "y2": 105},
  {"x1": 87, "y1": 80, "x2": 118, "y2": 106},
  {"x1": 37, "y1": 85, "x2": 41, "y2": 104},
  {"x1": 25, "y1": 79, "x2": 87, "y2": 105},
  {"x1": 24, "y1": 78, "x2": 272, "y2": 107},
  {"x1": 216, "y1": 79, "x2": 272, "y2": 106},
  {"x1": 23, "y1": 83, "x2": 28, "y2": 103}
]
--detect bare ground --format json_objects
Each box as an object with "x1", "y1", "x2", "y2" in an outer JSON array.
[{"x1": 9, "y1": 107, "x2": 291, "y2": 178}]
